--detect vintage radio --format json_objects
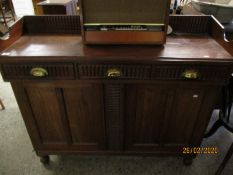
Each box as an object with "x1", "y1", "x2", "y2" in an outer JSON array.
[{"x1": 79, "y1": 0, "x2": 171, "y2": 44}]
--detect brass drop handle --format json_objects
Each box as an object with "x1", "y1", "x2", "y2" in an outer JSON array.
[
  {"x1": 107, "y1": 68, "x2": 121, "y2": 78},
  {"x1": 182, "y1": 70, "x2": 199, "y2": 79},
  {"x1": 30, "y1": 67, "x2": 48, "y2": 77}
]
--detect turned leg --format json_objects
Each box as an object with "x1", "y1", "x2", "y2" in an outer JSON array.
[
  {"x1": 40, "y1": 155, "x2": 50, "y2": 164},
  {"x1": 183, "y1": 157, "x2": 193, "y2": 166}
]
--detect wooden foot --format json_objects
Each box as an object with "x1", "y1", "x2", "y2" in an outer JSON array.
[
  {"x1": 40, "y1": 155, "x2": 50, "y2": 164},
  {"x1": 183, "y1": 157, "x2": 193, "y2": 166}
]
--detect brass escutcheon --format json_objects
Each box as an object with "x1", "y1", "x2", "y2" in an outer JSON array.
[
  {"x1": 182, "y1": 70, "x2": 199, "y2": 79},
  {"x1": 107, "y1": 68, "x2": 121, "y2": 78},
  {"x1": 30, "y1": 67, "x2": 48, "y2": 77}
]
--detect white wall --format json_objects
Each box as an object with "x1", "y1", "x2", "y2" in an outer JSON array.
[{"x1": 12, "y1": 0, "x2": 35, "y2": 17}]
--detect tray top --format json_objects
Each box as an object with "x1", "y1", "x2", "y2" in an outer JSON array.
[{"x1": 0, "y1": 34, "x2": 232, "y2": 62}]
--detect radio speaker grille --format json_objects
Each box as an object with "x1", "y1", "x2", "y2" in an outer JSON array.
[{"x1": 82, "y1": 0, "x2": 169, "y2": 24}]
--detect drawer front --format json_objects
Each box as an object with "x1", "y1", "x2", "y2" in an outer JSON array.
[
  {"x1": 2, "y1": 63, "x2": 75, "y2": 80},
  {"x1": 78, "y1": 64, "x2": 151, "y2": 79},
  {"x1": 78, "y1": 64, "x2": 229, "y2": 82},
  {"x1": 151, "y1": 65, "x2": 230, "y2": 82}
]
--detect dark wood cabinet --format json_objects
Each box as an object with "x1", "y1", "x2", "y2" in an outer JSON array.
[{"x1": 1, "y1": 15, "x2": 233, "y2": 164}]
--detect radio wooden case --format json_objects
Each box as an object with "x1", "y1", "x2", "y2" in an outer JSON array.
[{"x1": 79, "y1": 0, "x2": 171, "y2": 44}]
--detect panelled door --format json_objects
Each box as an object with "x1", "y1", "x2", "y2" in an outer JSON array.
[{"x1": 13, "y1": 82, "x2": 106, "y2": 151}]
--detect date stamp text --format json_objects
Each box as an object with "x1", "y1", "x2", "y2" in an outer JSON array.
[{"x1": 182, "y1": 147, "x2": 218, "y2": 154}]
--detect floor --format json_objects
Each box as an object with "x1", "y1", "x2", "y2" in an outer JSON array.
[{"x1": 0, "y1": 73, "x2": 233, "y2": 175}]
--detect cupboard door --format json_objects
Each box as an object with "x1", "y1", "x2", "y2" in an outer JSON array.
[
  {"x1": 161, "y1": 86, "x2": 218, "y2": 148},
  {"x1": 26, "y1": 86, "x2": 71, "y2": 145},
  {"x1": 124, "y1": 84, "x2": 217, "y2": 153},
  {"x1": 161, "y1": 87, "x2": 205, "y2": 147},
  {"x1": 63, "y1": 84, "x2": 106, "y2": 150},
  {"x1": 125, "y1": 84, "x2": 170, "y2": 151}
]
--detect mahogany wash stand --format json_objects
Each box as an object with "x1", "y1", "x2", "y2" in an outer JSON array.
[{"x1": 0, "y1": 15, "x2": 233, "y2": 165}]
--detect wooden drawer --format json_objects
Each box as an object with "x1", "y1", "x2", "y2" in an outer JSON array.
[
  {"x1": 78, "y1": 64, "x2": 230, "y2": 82},
  {"x1": 2, "y1": 63, "x2": 75, "y2": 80},
  {"x1": 78, "y1": 64, "x2": 151, "y2": 79},
  {"x1": 151, "y1": 65, "x2": 230, "y2": 82}
]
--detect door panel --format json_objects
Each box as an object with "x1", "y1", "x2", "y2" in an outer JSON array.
[
  {"x1": 125, "y1": 84, "x2": 170, "y2": 150},
  {"x1": 161, "y1": 88, "x2": 204, "y2": 146},
  {"x1": 63, "y1": 84, "x2": 106, "y2": 150},
  {"x1": 26, "y1": 87, "x2": 69, "y2": 144}
]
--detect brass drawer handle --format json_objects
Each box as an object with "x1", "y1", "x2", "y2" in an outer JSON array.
[
  {"x1": 30, "y1": 67, "x2": 48, "y2": 77},
  {"x1": 107, "y1": 68, "x2": 121, "y2": 78},
  {"x1": 182, "y1": 70, "x2": 199, "y2": 79}
]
